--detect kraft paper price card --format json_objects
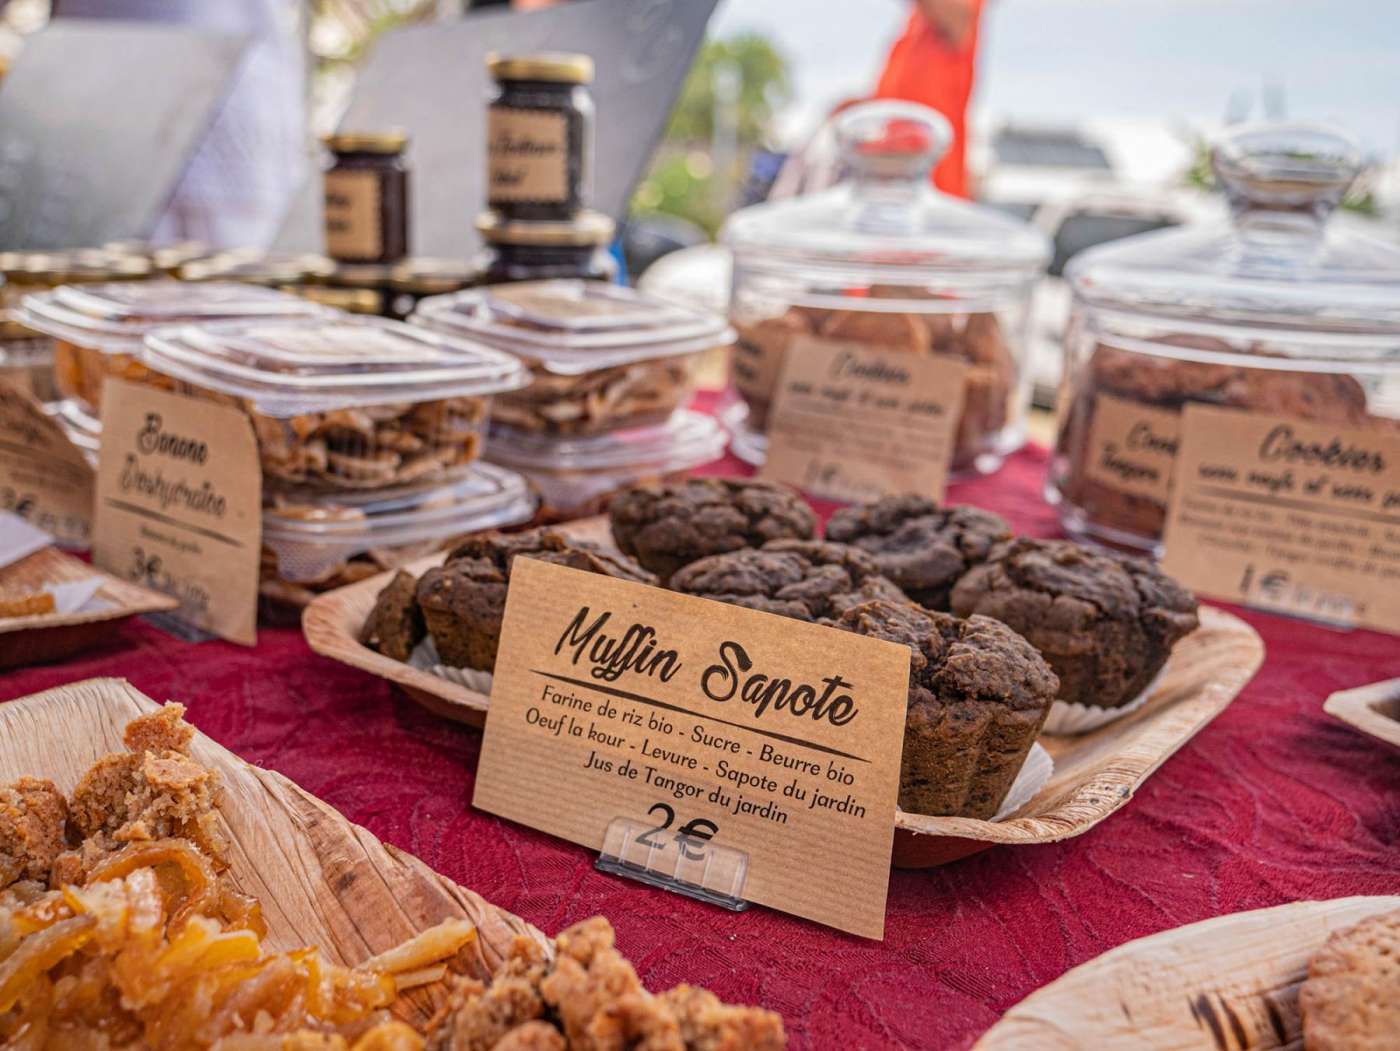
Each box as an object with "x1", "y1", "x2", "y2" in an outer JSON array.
[
  {"x1": 473, "y1": 558, "x2": 913, "y2": 939},
  {"x1": 0, "y1": 381, "x2": 94, "y2": 547},
  {"x1": 760, "y1": 336, "x2": 968, "y2": 503},
  {"x1": 1162, "y1": 404, "x2": 1400, "y2": 633},
  {"x1": 94, "y1": 380, "x2": 262, "y2": 645}
]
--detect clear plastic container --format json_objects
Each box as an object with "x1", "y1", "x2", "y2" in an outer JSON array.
[
  {"x1": 1049, "y1": 123, "x2": 1400, "y2": 553},
  {"x1": 259, "y1": 461, "x2": 536, "y2": 619},
  {"x1": 139, "y1": 315, "x2": 530, "y2": 491},
  {"x1": 720, "y1": 100, "x2": 1049, "y2": 475},
  {"x1": 15, "y1": 280, "x2": 325, "y2": 414},
  {"x1": 485, "y1": 408, "x2": 727, "y2": 523},
  {"x1": 412, "y1": 279, "x2": 734, "y2": 437}
]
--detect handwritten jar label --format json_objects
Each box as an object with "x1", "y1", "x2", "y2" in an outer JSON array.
[
  {"x1": 1083, "y1": 392, "x2": 1181, "y2": 504},
  {"x1": 93, "y1": 380, "x2": 262, "y2": 644},
  {"x1": 1162, "y1": 404, "x2": 1400, "y2": 633},
  {"x1": 487, "y1": 108, "x2": 568, "y2": 204},
  {"x1": 0, "y1": 380, "x2": 94, "y2": 547},
  {"x1": 474, "y1": 558, "x2": 912, "y2": 939},
  {"x1": 760, "y1": 336, "x2": 968, "y2": 503},
  {"x1": 323, "y1": 169, "x2": 383, "y2": 262}
]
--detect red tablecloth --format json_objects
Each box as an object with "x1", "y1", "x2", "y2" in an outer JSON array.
[{"x1": 5, "y1": 410, "x2": 1399, "y2": 1050}]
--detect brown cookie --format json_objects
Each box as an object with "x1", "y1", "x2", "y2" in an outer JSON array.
[
  {"x1": 609, "y1": 477, "x2": 817, "y2": 583},
  {"x1": 1300, "y1": 907, "x2": 1400, "y2": 1051},
  {"x1": 359, "y1": 569, "x2": 425, "y2": 663},
  {"x1": 825, "y1": 495, "x2": 1012, "y2": 610},
  {"x1": 417, "y1": 529, "x2": 656, "y2": 671},
  {"x1": 950, "y1": 538, "x2": 1199, "y2": 710},
  {"x1": 833, "y1": 600, "x2": 1058, "y2": 818},
  {"x1": 670, "y1": 539, "x2": 906, "y2": 622}
]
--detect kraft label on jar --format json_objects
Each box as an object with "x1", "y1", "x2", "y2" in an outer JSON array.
[
  {"x1": 1082, "y1": 392, "x2": 1181, "y2": 505},
  {"x1": 0, "y1": 380, "x2": 94, "y2": 548},
  {"x1": 473, "y1": 557, "x2": 911, "y2": 939},
  {"x1": 324, "y1": 169, "x2": 383, "y2": 261},
  {"x1": 1162, "y1": 404, "x2": 1400, "y2": 634},
  {"x1": 760, "y1": 336, "x2": 968, "y2": 504},
  {"x1": 488, "y1": 107, "x2": 569, "y2": 203},
  {"x1": 93, "y1": 380, "x2": 262, "y2": 645}
]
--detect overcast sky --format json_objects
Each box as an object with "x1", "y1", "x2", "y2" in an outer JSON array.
[{"x1": 710, "y1": 0, "x2": 1400, "y2": 157}]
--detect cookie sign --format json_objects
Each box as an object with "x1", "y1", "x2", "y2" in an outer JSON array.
[
  {"x1": 474, "y1": 558, "x2": 912, "y2": 939},
  {"x1": 760, "y1": 336, "x2": 968, "y2": 503}
]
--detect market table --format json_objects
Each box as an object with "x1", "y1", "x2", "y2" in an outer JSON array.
[{"x1": 5, "y1": 396, "x2": 1399, "y2": 1051}]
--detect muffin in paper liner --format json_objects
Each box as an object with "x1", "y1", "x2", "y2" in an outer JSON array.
[{"x1": 1041, "y1": 666, "x2": 1166, "y2": 735}]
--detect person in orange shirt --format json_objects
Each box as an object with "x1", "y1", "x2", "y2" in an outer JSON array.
[{"x1": 874, "y1": 0, "x2": 985, "y2": 198}]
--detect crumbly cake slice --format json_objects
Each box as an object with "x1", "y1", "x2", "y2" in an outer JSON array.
[{"x1": 0, "y1": 777, "x2": 69, "y2": 889}]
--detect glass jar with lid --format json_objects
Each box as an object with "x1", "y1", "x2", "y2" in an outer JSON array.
[
  {"x1": 322, "y1": 131, "x2": 411, "y2": 264},
  {"x1": 1049, "y1": 122, "x2": 1400, "y2": 553},
  {"x1": 721, "y1": 100, "x2": 1050, "y2": 477},
  {"x1": 474, "y1": 210, "x2": 617, "y2": 286}
]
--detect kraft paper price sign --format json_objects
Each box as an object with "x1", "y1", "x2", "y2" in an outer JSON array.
[
  {"x1": 760, "y1": 336, "x2": 968, "y2": 503},
  {"x1": 94, "y1": 380, "x2": 262, "y2": 645},
  {"x1": 0, "y1": 381, "x2": 94, "y2": 547},
  {"x1": 473, "y1": 558, "x2": 913, "y2": 939},
  {"x1": 1162, "y1": 404, "x2": 1400, "y2": 633}
]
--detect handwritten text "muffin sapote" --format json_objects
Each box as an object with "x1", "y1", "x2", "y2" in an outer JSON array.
[{"x1": 555, "y1": 607, "x2": 861, "y2": 727}]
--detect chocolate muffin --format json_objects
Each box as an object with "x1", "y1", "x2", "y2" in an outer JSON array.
[
  {"x1": 825, "y1": 495, "x2": 1012, "y2": 610},
  {"x1": 417, "y1": 529, "x2": 657, "y2": 671},
  {"x1": 609, "y1": 477, "x2": 817, "y2": 582},
  {"x1": 833, "y1": 600, "x2": 1058, "y2": 818},
  {"x1": 950, "y1": 538, "x2": 1199, "y2": 710},
  {"x1": 359, "y1": 569, "x2": 426, "y2": 662},
  {"x1": 670, "y1": 540, "x2": 906, "y2": 622}
]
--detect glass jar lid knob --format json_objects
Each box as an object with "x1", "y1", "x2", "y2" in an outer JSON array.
[
  {"x1": 834, "y1": 100, "x2": 952, "y2": 181},
  {"x1": 1212, "y1": 121, "x2": 1361, "y2": 218}
]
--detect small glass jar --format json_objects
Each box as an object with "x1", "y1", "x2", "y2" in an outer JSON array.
[
  {"x1": 721, "y1": 101, "x2": 1050, "y2": 478},
  {"x1": 1048, "y1": 123, "x2": 1400, "y2": 554},
  {"x1": 486, "y1": 52, "x2": 594, "y2": 222},
  {"x1": 474, "y1": 210, "x2": 616, "y2": 285},
  {"x1": 318, "y1": 262, "x2": 395, "y2": 317},
  {"x1": 322, "y1": 131, "x2": 411, "y2": 264},
  {"x1": 388, "y1": 257, "x2": 475, "y2": 321}
]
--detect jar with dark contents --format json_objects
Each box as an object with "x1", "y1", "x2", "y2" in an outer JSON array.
[
  {"x1": 474, "y1": 210, "x2": 616, "y2": 286},
  {"x1": 322, "y1": 131, "x2": 410, "y2": 264},
  {"x1": 388, "y1": 257, "x2": 474, "y2": 320},
  {"x1": 486, "y1": 53, "x2": 593, "y2": 222}
]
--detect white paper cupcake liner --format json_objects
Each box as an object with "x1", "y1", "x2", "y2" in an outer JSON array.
[
  {"x1": 1040, "y1": 666, "x2": 1167, "y2": 735},
  {"x1": 408, "y1": 636, "x2": 495, "y2": 694},
  {"x1": 991, "y1": 741, "x2": 1054, "y2": 821}
]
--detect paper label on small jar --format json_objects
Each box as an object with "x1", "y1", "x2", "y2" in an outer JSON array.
[
  {"x1": 760, "y1": 336, "x2": 968, "y2": 503},
  {"x1": 1161, "y1": 404, "x2": 1400, "y2": 633},
  {"x1": 324, "y1": 169, "x2": 383, "y2": 261},
  {"x1": 487, "y1": 107, "x2": 569, "y2": 204},
  {"x1": 0, "y1": 381, "x2": 94, "y2": 547},
  {"x1": 1082, "y1": 392, "x2": 1181, "y2": 505},
  {"x1": 93, "y1": 380, "x2": 262, "y2": 645}
]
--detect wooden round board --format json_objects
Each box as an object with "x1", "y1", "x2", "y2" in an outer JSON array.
[
  {"x1": 0, "y1": 677, "x2": 549, "y2": 1025},
  {"x1": 974, "y1": 896, "x2": 1400, "y2": 1050},
  {"x1": 303, "y1": 518, "x2": 1265, "y2": 869}
]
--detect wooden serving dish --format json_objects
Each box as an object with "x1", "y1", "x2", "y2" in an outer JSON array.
[
  {"x1": 1324, "y1": 677, "x2": 1400, "y2": 751},
  {"x1": 974, "y1": 896, "x2": 1400, "y2": 1050},
  {"x1": 0, "y1": 677, "x2": 548, "y2": 1025},
  {"x1": 0, "y1": 546, "x2": 177, "y2": 669},
  {"x1": 304, "y1": 519, "x2": 1265, "y2": 870}
]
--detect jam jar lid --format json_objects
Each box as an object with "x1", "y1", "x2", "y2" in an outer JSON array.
[
  {"x1": 1068, "y1": 122, "x2": 1400, "y2": 338},
  {"x1": 14, "y1": 281, "x2": 326, "y2": 351},
  {"x1": 140, "y1": 315, "x2": 531, "y2": 417},
  {"x1": 262, "y1": 462, "x2": 536, "y2": 583},
  {"x1": 720, "y1": 100, "x2": 1049, "y2": 301},
  {"x1": 412, "y1": 279, "x2": 735, "y2": 376},
  {"x1": 390, "y1": 257, "x2": 474, "y2": 294},
  {"x1": 476, "y1": 210, "x2": 615, "y2": 247},
  {"x1": 487, "y1": 52, "x2": 593, "y2": 84},
  {"x1": 487, "y1": 408, "x2": 726, "y2": 472},
  {"x1": 180, "y1": 252, "x2": 337, "y2": 286},
  {"x1": 322, "y1": 130, "x2": 408, "y2": 154}
]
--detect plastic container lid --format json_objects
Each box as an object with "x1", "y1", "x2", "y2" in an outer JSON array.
[
  {"x1": 141, "y1": 315, "x2": 531, "y2": 417},
  {"x1": 486, "y1": 409, "x2": 727, "y2": 512},
  {"x1": 262, "y1": 462, "x2": 536, "y2": 583},
  {"x1": 412, "y1": 279, "x2": 735, "y2": 375},
  {"x1": 721, "y1": 100, "x2": 1049, "y2": 301},
  {"x1": 1068, "y1": 122, "x2": 1400, "y2": 340},
  {"x1": 15, "y1": 280, "x2": 325, "y2": 352}
]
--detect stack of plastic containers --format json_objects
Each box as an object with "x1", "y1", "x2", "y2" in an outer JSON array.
[{"x1": 412, "y1": 279, "x2": 731, "y2": 521}]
